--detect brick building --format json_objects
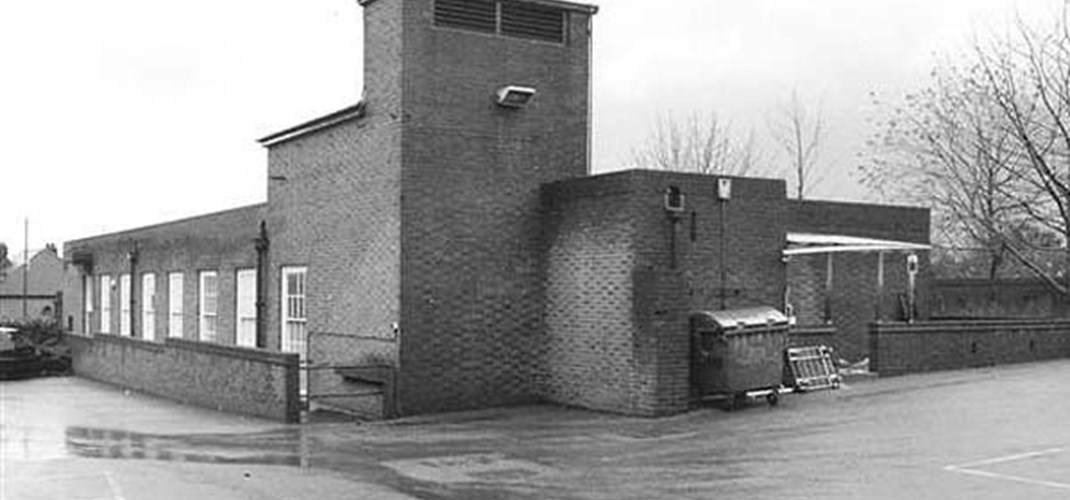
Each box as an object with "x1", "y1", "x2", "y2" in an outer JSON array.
[{"x1": 64, "y1": 0, "x2": 929, "y2": 418}]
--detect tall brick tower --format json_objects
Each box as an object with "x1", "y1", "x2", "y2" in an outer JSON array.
[
  {"x1": 263, "y1": 0, "x2": 596, "y2": 416},
  {"x1": 384, "y1": 0, "x2": 596, "y2": 414}
]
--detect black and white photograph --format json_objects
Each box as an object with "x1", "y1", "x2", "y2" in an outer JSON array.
[{"x1": 2, "y1": 0, "x2": 1070, "y2": 498}]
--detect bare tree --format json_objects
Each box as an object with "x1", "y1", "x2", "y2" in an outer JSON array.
[
  {"x1": 0, "y1": 243, "x2": 9, "y2": 283},
  {"x1": 862, "y1": 7, "x2": 1070, "y2": 290},
  {"x1": 631, "y1": 112, "x2": 764, "y2": 176},
  {"x1": 970, "y1": 8, "x2": 1070, "y2": 292},
  {"x1": 768, "y1": 90, "x2": 826, "y2": 199},
  {"x1": 862, "y1": 61, "x2": 1033, "y2": 279}
]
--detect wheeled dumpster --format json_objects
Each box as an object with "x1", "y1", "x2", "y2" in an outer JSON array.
[{"x1": 690, "y1": 307, "x2": 790, "y2": 408}]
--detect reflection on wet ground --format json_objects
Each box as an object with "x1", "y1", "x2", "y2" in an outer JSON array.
[
  {"x1": 65, "y1": 426, "x2": 307, "y2": 467},
  {"x1": 9, "y1": 367, "x2": 1070, "y2": 500}
]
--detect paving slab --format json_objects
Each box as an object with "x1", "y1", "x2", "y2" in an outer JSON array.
[{"x1": 4, "y1": 361, "x2": 1070, "y2": 499}]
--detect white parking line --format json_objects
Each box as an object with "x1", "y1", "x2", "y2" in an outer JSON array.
[
  {"x1": 950, "y1": 448, "x2": 1064, "y2": 469},
  {"x1": 945, "y1": 448, "x2": 1070, "y2": 491},
  {"x1": 946, "y1": 467, "x2": 1070, "y2": 490}
]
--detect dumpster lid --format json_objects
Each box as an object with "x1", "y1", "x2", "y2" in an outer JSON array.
[{"x1": 690, "y1": 306, "x2": 789, "y2": 331}]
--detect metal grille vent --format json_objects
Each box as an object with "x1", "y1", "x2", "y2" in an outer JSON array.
[
  {"x1": 434, "y1": 0, "x2": 497, "y2": 33},
  {"x1": 501, "y1": 1, "x2": 565, "y2": 42}
]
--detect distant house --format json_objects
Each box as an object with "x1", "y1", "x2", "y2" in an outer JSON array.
[{"x1": 0, "y1": 246, "x2": 69, "y2": 323}]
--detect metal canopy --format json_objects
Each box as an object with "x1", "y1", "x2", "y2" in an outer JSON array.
[{"x1": 784, "y1": 232, "x2": 931, "y2": 256}]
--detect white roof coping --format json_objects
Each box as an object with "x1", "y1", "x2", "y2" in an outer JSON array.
[{"x1": 784, "y1": 232, "x2": 931, "y2": 256}]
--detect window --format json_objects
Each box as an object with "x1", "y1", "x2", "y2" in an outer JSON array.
[
  {"x1": 83, "y1": 276, "x2": 94, "y2": 335},
  {"x1": 434, "y1": 0, "x2": 567, "y2": 44},
  {"x1": 281, "y1": 267, "x2": 307, "y2": 356},
  {"x1": 142, "y1": 273, "x2": 156, "y2": 341},
  {"x1": 99, "y1": 275, "x2": 111, "y2": 333},
  {"x1": 235, "y1": 269, "x2": 257, "y2": 348},
  {"x1": 281, "y1": 266, "x2": 308, "y2": 395},
  {"x1": 199, "y1": 271, "x2": 218, "y2": 342},
  {"x1": 119, "y1": 274, "x2": 131, "y2": 336},
  {"x1": 168, "y1": 273, "x2": 184, "y2": 338}
]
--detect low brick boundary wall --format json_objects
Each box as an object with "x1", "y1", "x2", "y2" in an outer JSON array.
[
  {"x1": 870, "y1": 320, "x2": 1070, "y2": 376},
  {"x1": 66, "y1": 333, "x2": 300, "y2": 422},
  {"x1": 789, "y1": 325, "x2": 837, "y2": 349}
]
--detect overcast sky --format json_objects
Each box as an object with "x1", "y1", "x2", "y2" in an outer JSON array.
[{"x1": 0, "y1": 0, "x2": 1061, "y2": 256}]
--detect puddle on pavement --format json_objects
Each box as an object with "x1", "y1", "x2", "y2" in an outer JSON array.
[{"x1": 64, "y1": 426, "x2": 309, "y2": 467}]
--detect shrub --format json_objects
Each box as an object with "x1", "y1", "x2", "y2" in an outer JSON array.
[{"x1": 0, "y1": 319, "x2": 71, "y2": 374}]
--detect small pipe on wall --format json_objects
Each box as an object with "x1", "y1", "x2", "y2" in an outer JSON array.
[
  {"x1": 255, "y1": 221, "x2": 270, "y2": 349},
  {"x1": 127, "y1": 243, "x2": 139, "y2": 338}
]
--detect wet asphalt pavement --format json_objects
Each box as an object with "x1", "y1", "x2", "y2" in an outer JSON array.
[{"x1": 4, "y1": 360, "x2": 1070, "y2": 499}]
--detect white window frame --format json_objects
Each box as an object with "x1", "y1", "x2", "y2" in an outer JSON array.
[
  {"x1": 199, "y1": 271, "x2": 218, "y2": 342},
  {"x1": 168, "y1": 272, "x2": 184, "y2": 338},
  {"x1": 235, "y1": 268, "x2": 257, "y2": 348},
  {"x1": 99, "y1": 275, "x2": 111, "y2": 333},
  {"x1": 281, "y1": 266, "x2": 308, "y2": 395},
  {"x1": 119, "y1": 274, "x2": 131, "y2": 336},
  {"x1": 280, "y1": 267, "x2": 307, "y2": 356},
  {"x1": 142, "y1": 273, "x2": 156, "y2": 341},
  {"x1": 83, "y1": 276, "x2": 94, "y2": 335}
]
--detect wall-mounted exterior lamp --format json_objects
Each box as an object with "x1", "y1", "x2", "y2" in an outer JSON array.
[
  {"x1": 664, "y1": 186, "x2": 685, "y2": 213},
  {"x1": 496, "y1": 85, "x2": 537, "y2": 108}
]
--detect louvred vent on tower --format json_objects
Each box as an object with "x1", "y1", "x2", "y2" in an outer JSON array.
[
  {"x1": 434, "y1": 0, "x2": 497, "y2": 33},
  {"x1": 434, "y1": 0, "x2": 567, "y2": 44},
  {"x1": 501, "y1": 1, "x2": 565, "y2": 42}
]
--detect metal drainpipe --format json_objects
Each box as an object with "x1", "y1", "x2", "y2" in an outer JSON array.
[
  {"x1": 254, "y1": 221, "x2": 270, "y2": 349},
  {"x1": 719, "y1": 199, "x2": 727, "y2": 310},
  {"x1": 128, "y1": 244, "x2": 139, "y2": 337}
]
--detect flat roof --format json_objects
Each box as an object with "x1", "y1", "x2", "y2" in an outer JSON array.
[
  {"x1": 65, "y1": 203, "x2": 268, "y2": 247},
  {"x1": 257, "y1": 102, "x2": 365, "y2": 148},
  {"x1": 357, "y1": 0, "x2": 599, "y2": 14}
]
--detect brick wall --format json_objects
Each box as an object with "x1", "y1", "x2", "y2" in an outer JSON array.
[
  {"x1": 634, "y1": 172, "x2": 786, "y2": 413},
  {"x1": 395, "y1": 0, "x2": 593, "y2": 415},
  {"x1": 789, "y1": 325, "x2": 837, "y2": 348},
  {"x1": 786, "y1": 200, "x2": 930, "y2": 243},
  {"x1": 64, "y1": 204, "x2": 265, "y2": 343},
  {"x1": 870, "y1": 320, "x2": 1070, "y2": 376},
  {"x1": 786, "y1": 254, "x2": 827, "y2": 326},
  {"x1": 931, "y1": 279, "x2": 1067, "y2": 318},
  {"x1": 542, "y1": 171, "x2": 787, "y2": 416},
  {"x1": 260, "y1": 0, "x2": 405, "y2": 413},
  {"x1": 265, "y1": 114, "x2": 402, "y2": 391},
  {"x1": 68, "y1": 333, "x2": 300, "y2": 422},
  {"x1": 542, "y1": 174, "x2": 646, "y2": 414}
]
